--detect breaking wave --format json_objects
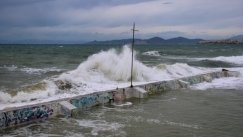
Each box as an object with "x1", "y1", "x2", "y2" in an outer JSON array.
[
  {"x1": 0, "y1": 65, "x2": 18, "y2": 71},
  {"x1": 0, "y1": 65, "x2": 66, "y2": 74},
  {"x1": 21, "y1": 67, "x2": 66, "y2": 74},
  {"x1": 0, "y1": 45, "x2": 212, "y2": 106},
  {"x1": 196, "y1": 55, "x2": 243, "y2": 65},
  {"x1": 142, "y1": 51, "x2": 161, "y2": 56}
]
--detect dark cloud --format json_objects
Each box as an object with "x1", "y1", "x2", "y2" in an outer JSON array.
[
  {"x1": 0, "y1": 0, "x2": 242, "y2": 42},
  {"x1": 0, "y1": 0, "x2": 62, "y2": 28},
  {"x1": 0, "y1": 0, "x2": 52, "y2": 8},
  {"x1": 0, "y1": 0, "x2": 154, "y2": 28},
  {"x1": 163, "y1": 2, "x2": 173, "y2": 4}
]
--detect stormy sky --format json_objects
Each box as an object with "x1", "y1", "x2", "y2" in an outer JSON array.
[{"x1": 0, "y1": 0, "x2": 242, "y2": 42}]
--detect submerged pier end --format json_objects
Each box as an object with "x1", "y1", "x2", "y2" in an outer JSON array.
[{"x1": 0, "y1": 70, "x2": 241, "y2": 129}]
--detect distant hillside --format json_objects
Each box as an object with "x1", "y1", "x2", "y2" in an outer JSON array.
[
  {"x1": 231, "y1": 35, "x2": 243, "y2": 40},
  {"x1": 0, "y1": 39, "x2": 86, "y2": 44},
  {"x1": 166, "y1": 37, "x2": 203, "y2": 44},
  {"x1": 0, "y1": 36, "x2": 205, "y2": 44},
  {"x1": 86, "y1": 37, "x2": 203, "y2": 45}
]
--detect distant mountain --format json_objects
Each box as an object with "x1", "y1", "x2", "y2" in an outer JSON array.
[
  {"x1": 0, "y1": 36, "x2": 205, "y2": 44},
  {"x1": 146, "y1": 37, "x2": 165, "y2": 44},
  {"x1": 0, "y1": 39, "x2": 86, "y2": 44},
  {"x1": 231, "y1": 35, "x2": 243, "y2": 40},
  {"x1": 166, "y1": 37, "x2": 203, "y2": 44},
  {"x1": 86, "y1": 37, "x2": 203, "y2": 45}
]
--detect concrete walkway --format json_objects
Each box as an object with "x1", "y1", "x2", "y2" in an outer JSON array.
[{"x1": 0, "y1": 70, "x2": 240, "y2": 129}]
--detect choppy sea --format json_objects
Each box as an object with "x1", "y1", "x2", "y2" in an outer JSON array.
[{"x1": 0, "y1": 44, "x2": 243, "y2": 136}]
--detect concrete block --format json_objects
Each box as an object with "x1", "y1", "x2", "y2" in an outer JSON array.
[
  {"x1": 227, "y1": 71, "x2": 241, "y2": 77},
  {"x1": 203, "y1": 76, "x2": 212, "y2": 82},
  {"x1": 133, "y1": 87, "x2": 148, "y2": 98},
  {"x1": 118, "y1": 87, "x2": 148, "y2": 99},
  {"x1": 59, "y1": 101, "x2": 77, "y2": 117},
  {"x1": 178, "y1": 80, "x2": 190, "y2": 88},
  {"x1": 113, "y1": 89, "x2": 126, "y2": 101},
  {"x1": 210, "y1": 71, "x2": 223, "y2": 78},
  {"x1": 0, "y1": 113, "x2": 6, "y2": 128},
  {"x1": 124, "y1": 88, "x2": 134, "y2": 99}
]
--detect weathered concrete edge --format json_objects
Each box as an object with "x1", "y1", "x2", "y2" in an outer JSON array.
[{"x1": 0, "y1": 71, "x2": 240, "y2": 129}]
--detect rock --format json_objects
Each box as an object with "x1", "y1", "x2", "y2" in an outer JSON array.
[{"x1": 55, "y1": 80, "x2": 72, "y2": 90}]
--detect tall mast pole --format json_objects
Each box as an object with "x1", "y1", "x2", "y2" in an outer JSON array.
[{"x1": 131, "y1": 22, "x2": 138, "y2": 87}]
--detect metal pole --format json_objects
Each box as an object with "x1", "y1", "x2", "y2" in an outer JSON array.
[{"x1": 131, "y1": 22, "x2": 138, "y2": 87}]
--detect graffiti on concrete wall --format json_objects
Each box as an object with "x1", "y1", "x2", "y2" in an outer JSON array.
[
  {"x1": 145, "y1": 80, "x2": 182, "y2": 94},
  {"x1": 145, "y1": 71, "x2": 228, "y2": 94},
  {"x1": 210, "y1": 72, "x2": 224, "y2": 78},
  {"x1": 0, "y1": 104, "x2": 56, "y2": 128},
  {"x1": 145, "y1": 83, "x2": 165, "y2": 94},
  {"x1": 0, "y1": 113, "x2": 5, "y2": 128},
  {"x1": 182, "y1": 76, "x2": 204, "y2": 85},
  {"x1": 70, "y1": 92, "x2": 114, "y2": 110},
  {"x1": 164, "y1": 80, "x2": 180, "y2": 90}
]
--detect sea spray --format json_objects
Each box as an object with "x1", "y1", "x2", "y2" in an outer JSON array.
[
  {"x1": 0, "y1": 45, "x2": 213, "y2": 104},
  {"x1": 58, "y1": 45, "x2": 150, "y2": 82},
  {"x1": 142, "y1": 51, "x2": 161, "y2": 56},
  {"x1": 0, "y1": 80, "x2": 57, "y2": 103},
  {"x1": 205, "y1": 55, "x2": 243, "y2": 65},
  {"x1": 58, "y1": 45, "x2": 210, "y2": 83}
]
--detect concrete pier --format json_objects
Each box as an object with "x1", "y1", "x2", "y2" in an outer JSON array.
[
  {"x1": 0, "y1": 70, "x2": 241, "y2": 129},
  {"x1": 59, "y1": 101, "x2": 77, "y2": 117},
  {"x1": 178, "y1": 80, "x2": 190, "y2": 88}
]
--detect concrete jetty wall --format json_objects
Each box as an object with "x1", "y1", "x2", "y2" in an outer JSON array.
[{"x1": 0, "y1": 70, "x2": 240, "y2": 129}]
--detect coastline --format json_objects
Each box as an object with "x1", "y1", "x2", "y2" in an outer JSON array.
[{"x1": 198, "y1": 39, "x2": 243, "y2": 44}]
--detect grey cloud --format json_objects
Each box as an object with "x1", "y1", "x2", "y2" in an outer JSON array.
[
  {"x1": 163, "y1": 2, "x2": 173, "y2": 4},
  {"x1": 0, "y1": 0, "x2": 243, "y2": 42},
  {"x1": 139, "y1": 31, "x2": 185, "y2": 39},
  {"x1": 0, "y1": 0, "x2": 51, "y2": 8}
]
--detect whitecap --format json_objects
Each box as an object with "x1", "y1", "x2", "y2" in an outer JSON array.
[
  {"x1": 195, "y1": 55, "x2": 243, "y2": 65},
  {"x1": 142, "y1": 51, "x2": 161, "y2": 56}
]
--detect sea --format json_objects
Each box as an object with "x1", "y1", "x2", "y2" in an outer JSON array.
[{"x1": 0, "y1": 44, "x2": 243, "y2": 137}]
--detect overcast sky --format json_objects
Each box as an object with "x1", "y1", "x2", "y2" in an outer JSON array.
[{"x1": 0, "y1": 0, "x2": 242, "y2": 42}]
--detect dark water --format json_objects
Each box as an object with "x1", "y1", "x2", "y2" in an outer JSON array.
[
  {"x1": 0, "y1": 44, "x2": 243, "y2": 136},
  {"x1": 1, "y1": 88, "x2": 243, "y2": 137},
  {"x1": 1, "y1": 44, "x2": 243, "y2": 68},
  {"x1": 1, "y1": 44, "x2": 243, "y2": 90}
]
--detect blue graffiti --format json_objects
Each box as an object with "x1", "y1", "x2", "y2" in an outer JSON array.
[
  {"x1": 71, "y1": 92, "x2": 114, "y2": 110},
  {"x1": 0, "y1": 105, "x2": 54, "y2": 128}
]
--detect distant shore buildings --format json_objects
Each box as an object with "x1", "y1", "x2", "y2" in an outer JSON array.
[{"x1": 198, "y1": 39, "x2": 243, "y2": 44}]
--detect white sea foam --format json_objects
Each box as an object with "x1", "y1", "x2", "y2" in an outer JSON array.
[
  {"x1": 165, "y1": 120, "x2": 200, "y2": 129},
  {"x1": 0, "y1": 65, "x2": 17, "y2": 71},
  {"x1": 211, "y1": 56, "x2": 243, "y2": 65},
  {"x1": 113, "y1": 102, "x2": 132, "y2": 107},
  {"x1": 21, "y1": 67, "x2": 65, "y2": 74},
  {"x1": 77, "y1": 119, "x2": 125, "y2": 136},
  {"x1": 0, "y1": 80, "x2": 58, "y2": 103},
  {"x1": 142, "y1": 51, "x2": 161, "y2": 56},
  {"x1": 58, "y1": 45, "x2": 211, "y2": 84},
  {"x1": 191, "y1": 67, "x2": 243, "y2": 90},
  {"x1": 0, "y1": 45, "x2": 240, "y2": 109},
  {"x1": 196, "y1": 55, "x2": 243, "y2": 65}
]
